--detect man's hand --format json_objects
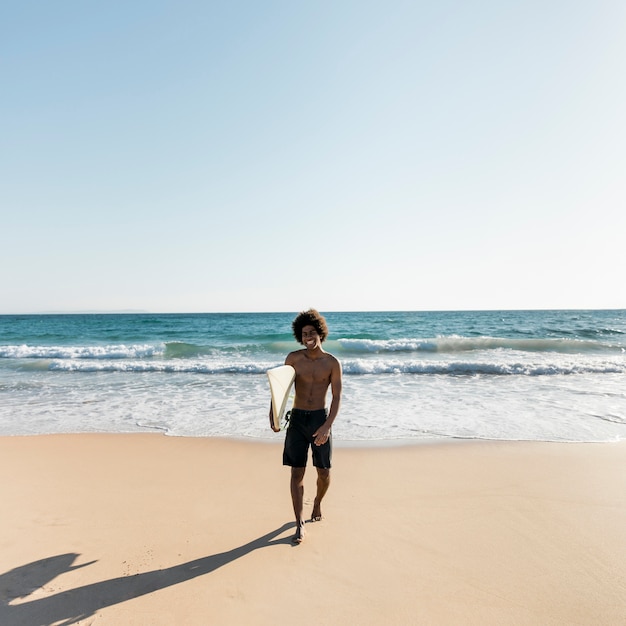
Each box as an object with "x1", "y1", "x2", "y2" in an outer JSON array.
[
  {"x1": 312, "y1": 423, "x2": 331, "y2": 446},
  {"x1": 269, "y1": 407, "x2": 280, "y2": 433}
]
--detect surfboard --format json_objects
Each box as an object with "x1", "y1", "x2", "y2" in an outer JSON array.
[{"x1": 267, "y1": 365, "x2": 296, "y2": 431}]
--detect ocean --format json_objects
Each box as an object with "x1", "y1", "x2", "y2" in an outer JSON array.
[{"x1": 1, "y1": 310, "x2": 625, "y2": 444}]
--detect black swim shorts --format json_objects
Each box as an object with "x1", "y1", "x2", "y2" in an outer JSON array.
[{"x1": 282, "y1": 408, "x2": 332, "y2": 469}]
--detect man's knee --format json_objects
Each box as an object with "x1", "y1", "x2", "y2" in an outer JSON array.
[
  {"x1": 291, "y1": 467, "x2": 306, "y2": 482},
  {"x1": 316, "y1": 468, "x2": 330, "y2": 484}
]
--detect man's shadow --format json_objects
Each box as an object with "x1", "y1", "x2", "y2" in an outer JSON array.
[{"x1": 0, "y1": 522, "x2": 294, "y2": 626}]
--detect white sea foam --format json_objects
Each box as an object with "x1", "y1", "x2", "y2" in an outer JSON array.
[
  {"x1": 1, "y1": 368, "x2": 623, "y2": 443},
  {"x1": 23, "y1": 357, "x2": 624, "y2": 376},
  {"x1": 47, "y1": 360, "x2": 274, "y2": 374},
  {"x1": 338, "y1": 336, "x2": 613, "y2": 354},
  {"x1": 341, "y1": 358, "x2": 625, "y2": 376},
  {"x1": 0, "y1": 344, "x2": 164, "y2": 359}
]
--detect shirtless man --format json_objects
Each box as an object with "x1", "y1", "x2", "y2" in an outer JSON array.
[{"x1": 269, "y1": 309, "x2": 342, "y2": 544}]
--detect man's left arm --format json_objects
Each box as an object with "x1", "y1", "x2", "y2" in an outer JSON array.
[
  {"x1": 326, "y1": 357, "x2": 342, "y2": 427},
  {"x1": 313, "y1": 358, "x2": 342, "y2": 445}
]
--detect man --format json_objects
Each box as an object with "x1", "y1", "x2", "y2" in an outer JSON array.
[{"x1": 269, "y1": 309, "x2": 342, "y2": 544}]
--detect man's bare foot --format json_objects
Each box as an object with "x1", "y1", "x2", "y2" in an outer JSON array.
[
  {"x1": 311, "y1": 504, "x2": 322, "y2": 522},
  {"x1": 292, "y1": 521, "x2": 306, "y2": 544}
]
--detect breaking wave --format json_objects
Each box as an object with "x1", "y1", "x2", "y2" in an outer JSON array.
[
  {"x1": 0, "y1": 344, "x2": 163, "y2": 359},
  {"x1": 337, "y1": 336, "x2": 618, "y2": 355},
  {"x1": 40, "y1": 358, "x2": 625, "y2": 376}
]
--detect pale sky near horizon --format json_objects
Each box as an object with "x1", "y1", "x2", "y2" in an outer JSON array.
[{"x1": 2, "y1": 1, "x2": 625, "y2": 314}]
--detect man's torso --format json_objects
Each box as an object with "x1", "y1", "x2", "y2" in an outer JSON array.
[{"x1": 287, "y1": 350, "x2": 336, "y2": 411}]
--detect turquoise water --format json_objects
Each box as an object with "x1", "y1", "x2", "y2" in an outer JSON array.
[{"x1": 1, "y1": 310, "x2": 625, "y2": 442}]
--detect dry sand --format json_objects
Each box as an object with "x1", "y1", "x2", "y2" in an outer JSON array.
[{"x1": 1, "y1": 434, "x2": 625, "y2": 625}]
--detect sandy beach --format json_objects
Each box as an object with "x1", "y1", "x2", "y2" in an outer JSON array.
[{"x1": 1, "y1": 435, "x2": 625, "y2": 625}]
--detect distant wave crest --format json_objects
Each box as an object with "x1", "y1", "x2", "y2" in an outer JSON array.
[
  {"x1": 338, "y1": 335, "x2": 616, "y2": 355},
  {"x1": 0, "y1": 344, "x2": 163, "y2": 359},
  {"x1": 163, "y1": 342, "x2": 214, "y2": 358}
]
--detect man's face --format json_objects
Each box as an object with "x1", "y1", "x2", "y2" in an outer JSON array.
[{"x1": 301, "y1": 325, "x2": 321, "y2": 350}]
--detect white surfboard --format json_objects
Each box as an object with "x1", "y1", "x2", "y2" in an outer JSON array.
[{"x1": 267, "y1": 365, "x2": 296, "y2": 431}]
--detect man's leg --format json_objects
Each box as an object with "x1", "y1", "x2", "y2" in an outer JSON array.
[
  {"x1": 312, "y1": 468, "x2": 330, "y2": 521},
  {"x1": 290, "y1": 466, "x2": 306, "y2": 543}
]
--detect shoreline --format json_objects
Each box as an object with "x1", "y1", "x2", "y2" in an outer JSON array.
[
  {"x1": 1, "y1": 434, "x2": 625, "y2": 625},
  {"x1": 1, "y1": 430, "x2": 624, "y2": 447}
]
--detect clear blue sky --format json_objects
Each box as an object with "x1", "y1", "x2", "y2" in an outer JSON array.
[{"x1": 2, "y1": 1, "x2": 625, "y2": 313}]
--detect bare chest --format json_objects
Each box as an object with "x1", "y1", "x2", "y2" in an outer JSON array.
[{"x1": 295, "y1": 356, "x2": 332, "y2": 384}]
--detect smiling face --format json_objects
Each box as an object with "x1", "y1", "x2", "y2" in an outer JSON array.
[{"x1": 301, "y1": 325, "x2": 322, "y2": 351}]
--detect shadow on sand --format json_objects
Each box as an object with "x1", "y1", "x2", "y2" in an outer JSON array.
[{"x1": 0, "y1": 522, "x2": 294, "y2": 626}]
